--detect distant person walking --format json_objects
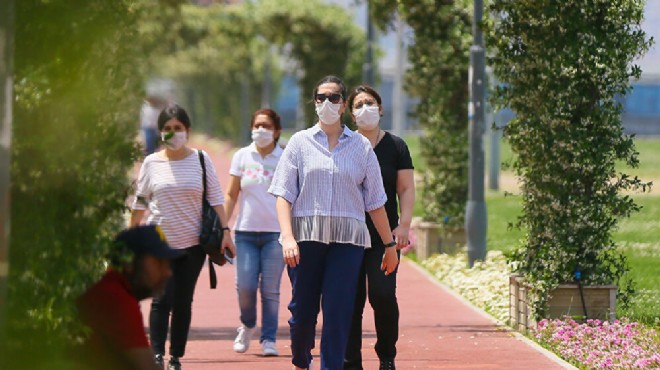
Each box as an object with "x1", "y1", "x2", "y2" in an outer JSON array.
[
  {"x1": 140, "y1": 96, "x2": 166, "y2": 155},
  {"x1": 77, "y1": 225, "x2": 182, "y2": 370},
  {"x1": 130, "y1": 104, "x2": 235, "y2": 370},
  {"x1": 344, "y1": 85, "x2": 415, "y2": 370},
  {"x1": 224, "y1": 108, "x2": 286, "y2": 357},
  {"x1": 268, "y1": 75, "x2": 399, "y2": 370}
]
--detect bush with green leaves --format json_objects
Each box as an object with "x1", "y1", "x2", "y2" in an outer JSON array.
[
  {"x1": 371, "y1": 1, "x2": 472, "y2": 226},
  {"x1": 488, "y1": 1, "x2": 653, "y2": 319},
  {"x1": 5, "y1": 1, "x2": 183, "y2": 368}
]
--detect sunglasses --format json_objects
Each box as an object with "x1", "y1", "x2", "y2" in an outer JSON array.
[{"x1": 315, "y1": 93, "x2": 342, "y2": 104}]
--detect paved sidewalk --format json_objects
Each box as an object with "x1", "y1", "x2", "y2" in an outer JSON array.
[{"x1": 139, "y1": 137, "x2": 575, "y2": 369}]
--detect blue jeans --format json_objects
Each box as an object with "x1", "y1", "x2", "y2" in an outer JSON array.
[
  {"x1": 288, "y1": 241, "x2": 365, "y2": 370},
  {"x1": 234, "y1": 231, "x2": 285, "y2": 342},
  {"x1": 143, "y1": 127, "x2": 159, "y2": 155}
]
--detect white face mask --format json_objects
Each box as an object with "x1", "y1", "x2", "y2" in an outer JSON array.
[
  {"x1": 315, "y1": 99, "x2": 342, "y2": 125},
  {"x1": 161, "y1": 131, "x2": 187, "y2": 151},
  {"x1": 354, "y1": 105, "x2": 380, "y2": 130},
  {"x1": 251, "y1": 127, "x2": 275, "y2": 148}
]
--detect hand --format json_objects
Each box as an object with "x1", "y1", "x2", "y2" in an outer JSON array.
[
  {"x1": 392, "y1": 225, "x2": 410, "y2": 250},
  {"x1": 281, "y1": 235, "x2": 300, "y2": 268},
  {"x1": 221, "y1": 230, "x2": 236, "y2": 258},
  {"x1": 380, "y1": 247, "x2": 399, "y2": 276}
]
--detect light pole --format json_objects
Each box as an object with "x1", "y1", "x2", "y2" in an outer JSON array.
[
  {"x1": 466, "y1": 0, "x2": 487, "y2": 267},
  {"x1": 363, "y1": 0, "x2": 375, "y2": 86},
  {"x1": 0, "y1": 0, "x2": 14, "y2": 340},
  {"x1": 392, "y1": 12, "x2": 406, "y2": 137}
]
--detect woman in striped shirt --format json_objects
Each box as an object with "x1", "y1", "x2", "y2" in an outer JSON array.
[
  {"x1": 130, "y1": 104, "x2": 235, "y2": 370},
  {"x1": 269, "y1": 75, "x2": 399, "y2": 370}
]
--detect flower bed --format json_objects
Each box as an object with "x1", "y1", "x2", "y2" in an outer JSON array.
[
  {"x1": 536, "y1": 318, "x2": 660, "y2": 369},
  {"x1": 421, "y1": 250, "x2": 510, "y2": 323},
  {"x1": 420, "y1": 251, "x2": 660, "y2": 369}
]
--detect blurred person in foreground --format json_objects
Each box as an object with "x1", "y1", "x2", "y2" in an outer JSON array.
[
  {"x1": 224, "y1": 108, "x2": 286, "y2": 356},
  {"x1": 77, "y1": 225, "x2": 182, "y2": 370},
  {"x1": 344, "y1": 85, "x2": 415, "y2": 370}
]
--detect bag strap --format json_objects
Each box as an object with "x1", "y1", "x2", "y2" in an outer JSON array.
[
  {"x1": 198, "y1": 150, "x2": 217, "y2": 289},
  {"x1": 198, "y1": 149, "x2": 208, "y2": 203}
]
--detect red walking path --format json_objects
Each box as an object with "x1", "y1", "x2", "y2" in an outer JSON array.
[{"x1": 139, "y1": 136, "x2": 575, "y2": 369}]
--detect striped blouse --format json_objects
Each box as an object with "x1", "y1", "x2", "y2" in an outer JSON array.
[
  {"x1": 131, "y1": 150, "x2": 224, "y2": 249},
  {"x1": 268, "y1": 124, "x2": 386, "y2": 248}
]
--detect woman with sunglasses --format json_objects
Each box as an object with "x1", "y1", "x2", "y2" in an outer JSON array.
[
  {"x1": 344, "y1": 85, "x2": 415, "y2": 370},
  {"x1": 268, "y1": 75, "x2": 399, "y2": 370}
]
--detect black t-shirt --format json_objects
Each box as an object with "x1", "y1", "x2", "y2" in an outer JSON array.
[{"x1": 365, "y1": 131, "x2": 414, "y2": 247}]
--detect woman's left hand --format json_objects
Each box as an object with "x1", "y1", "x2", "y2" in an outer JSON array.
[
  {"x1": 392, "y1": 225, "x2": 410, "y2": 250},
  {"x1": 221, "y1": 230, "x2": 236, "y2": 258},
  {"x1": 381, "y1": 247, "x2": 399, "y2": 276}
]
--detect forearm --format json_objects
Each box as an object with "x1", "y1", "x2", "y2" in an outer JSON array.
[
  {"x1": 224, "y1": 175, "x2": 240, "y2": 222},
  {"x1": 367, "y1": 206, "x2": 395, "y2": 245},
  {"x1": 129, "y1": 210, "x2": 146, "y2": 227},
  {"x1": 223, "y1": 196, "x2": 237, "y2": 223},
  {"x1": 397, "y1": 187, "x2": 415, "y2": 228},
  {"x1": 212, "y1": 205, "x2": 230, "y2": 229},
  {"x1": 275, "y1": 197, "x2": 294, "y2": 240}
]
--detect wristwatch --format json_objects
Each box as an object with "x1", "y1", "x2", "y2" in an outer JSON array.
[
  {"x1": 221, "y1": 227, "x2": 230, "y2": 232},
  {"x1": 384, "y1": 241, "x2": 397, "y2": 248}
]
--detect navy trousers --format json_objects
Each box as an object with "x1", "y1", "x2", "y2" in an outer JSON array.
[{"x1": 288, "y1": 241, "x2": 365, "y2": 370}]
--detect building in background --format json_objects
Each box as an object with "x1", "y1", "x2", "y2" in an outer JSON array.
[{"x1": 623, "y1": 1, "x2": 660, "y2": 135}]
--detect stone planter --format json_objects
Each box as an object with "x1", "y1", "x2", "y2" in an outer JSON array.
[
  {"x1": 509, "y1": 274, "x2": 617, "y2": 332},
  {"x1": 413, "y1": 218, "x2": 466, "y2": 260}
]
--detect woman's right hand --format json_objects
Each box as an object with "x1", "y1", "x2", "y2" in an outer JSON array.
[{"x1": 281, "y1": 235, "x2": 300, "y2": 268}]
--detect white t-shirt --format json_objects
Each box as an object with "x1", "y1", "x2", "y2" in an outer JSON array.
[
  {"x1": 139, "y1": 101, "x2": 160, "y2": 130},
  {"x1": 131, "y1": 150, "x2": 224, "y2": 249},
  {"x1": 229, "y1": 143, "x2": 283, "y2": 232}
]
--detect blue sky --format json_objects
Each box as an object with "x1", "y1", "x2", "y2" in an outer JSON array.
[{"x1": 638, "y1": 1, "x2": 660, "y2": 77}]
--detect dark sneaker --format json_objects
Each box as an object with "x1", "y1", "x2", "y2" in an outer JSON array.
[
  {"x1": 168, "y1": 358, "x2": 182, "y2": 370},
  {"x1": 379, "y1": 359, "x2": 395, "y2": 370},
  {"x1": 343, "y1": 360, "x2": 363, "y2": 370},
  {"x1": 154, "y1": 354, "x2": 164, "y2": 370}
]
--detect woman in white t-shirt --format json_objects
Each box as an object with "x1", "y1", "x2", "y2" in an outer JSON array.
[
  {"x1": 224, "y1": 108, "x2": 285, "y2": 357},
  {"x1": 130, "y1": 104, "x2": 236, "y2": 370}
]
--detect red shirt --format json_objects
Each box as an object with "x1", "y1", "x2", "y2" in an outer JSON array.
[{"x1": 77, "y1": 269, "x2": 149, "y2": 368}]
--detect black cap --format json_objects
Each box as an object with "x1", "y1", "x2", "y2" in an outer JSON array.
[{"x1": 114, "y1": 225, "x2": 183, "y2": 259}]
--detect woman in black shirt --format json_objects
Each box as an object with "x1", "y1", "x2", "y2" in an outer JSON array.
[{"x1": 344, "y1": 85, "x2": 416, "y2": 370}]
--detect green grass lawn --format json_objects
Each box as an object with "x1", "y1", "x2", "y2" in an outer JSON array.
[{"x1": 406, "y1": 134, "x2": 660, "y2": 325}]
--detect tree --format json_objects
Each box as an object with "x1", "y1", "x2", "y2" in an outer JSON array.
[
  {"x1": 152, "y1": 0, "x2": 367, "y2": 142},
  {"x1": 5, "y1": 1, "x2": 184, "y2": 368},
  {"x1": 488, "y1": 0, "x2": 653, "y2": 318},
  {"x1": 371, "y1": 1, "x2": 472, "y2": 227},
  {"x1": 257, "y1": 0, "x2": 366, "y2": 126}
]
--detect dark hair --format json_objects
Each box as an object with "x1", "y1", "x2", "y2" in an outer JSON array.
[
  {"x1": 251, "y1": 108, "x2": 281, "y2": 131},
  {"x1": 312, "y1": 75, "x2": 347, "y2": 102},
  {"x1": 251, "y1": 108, "x2": 282, "y2": 142},
  {"x1": 346, "y1": 85, "x2": 383, "y2": 111},
  {"x1": 157, "y1": 103, "x2": 191, "y2": 131}
]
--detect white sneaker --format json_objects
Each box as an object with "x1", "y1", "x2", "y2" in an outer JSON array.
[
  {"x1": 261, "y1": 340, "x2": 278, "y2": 356},
  {"x1": 233, "y1": 325, "x2": 255, "y2": 353}
]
